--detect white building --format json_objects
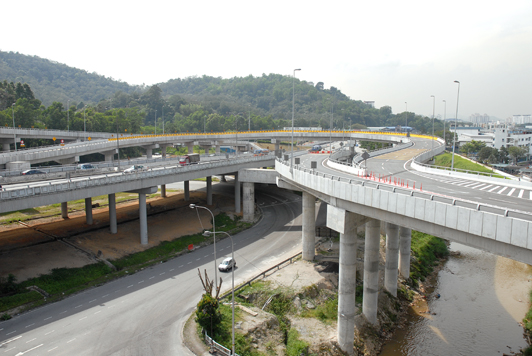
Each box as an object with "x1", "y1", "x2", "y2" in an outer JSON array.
[{"x1": 493, "y1": 126, "x2": 532, "y2": 157}]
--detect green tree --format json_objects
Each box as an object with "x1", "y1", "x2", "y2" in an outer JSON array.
[
  {"x1": 508, "y1": 146, "x2": 528, "y2": 164},
  {"x1": 195, "y1": 293, "x2": 222, "y2": 337}
]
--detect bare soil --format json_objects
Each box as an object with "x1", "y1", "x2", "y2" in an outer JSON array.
[{"x1": 0, "y1": 190, "x2": 236, "y2": 281}]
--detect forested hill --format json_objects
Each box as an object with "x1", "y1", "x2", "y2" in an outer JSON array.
[
  {"x1": 0, "y1": 51, "x2": 137, "y2": 107},
  {"x1": 0, "y1": 50, "x2": 443, "y2": 135}
]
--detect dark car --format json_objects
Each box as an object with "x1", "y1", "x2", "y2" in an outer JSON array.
[
  {"x1": 77, "y1": 163, "x2": 96, "y2": 170},
  {"x1": 218, "y1": 257, "x2": 236, "y2": 272},
  {"x1": 21, "y1": 169, "x2": 46, "y2": 175}
]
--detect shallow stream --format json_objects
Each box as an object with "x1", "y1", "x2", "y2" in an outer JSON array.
[{"x1": 380, "y1": 243, "x2": 531, "y2": 355}]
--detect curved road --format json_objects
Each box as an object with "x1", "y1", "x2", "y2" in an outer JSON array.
[{"x1": 0, "y1": 184, "x2": 304, "y2": 355}]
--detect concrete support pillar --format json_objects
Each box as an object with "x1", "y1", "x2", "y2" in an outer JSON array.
[
  {"x1": 384, "y1": 223, "x2": 400, "y2": 297},
  {"x1": 139, "y1": 193, "x2": 148, "y2": 245},
  {"x1": 104, "y1": 152, "x2": 114, "y2": 162},
  {"x1": 161, "y1": 184, "x2": 166, "y2": 198},
  {"x1": 61, "y1": 202, "x2": 68, "y2": 219},
  {"x1": 84, "y1": 197, "x2": 93, "y2": 225},
  {"x1": 363, "y1": 219, "x2": 380, "y2": 325},
  {"x1": 242, "y1": 182, "x2": 255, "y2": 222},
  {"x1": 145, "y1": 148, "x2": 153, "y2": 159},
  {"x1": 160, "y1": 144, "x2": 169, "y2": 158},
  {"x1": 3, "y1": 142, "x2": 11, "y2": 151},
  {"x1": 234, "y1": 173, "x2": 241, "y2": 213},
  {"x1": 215, "y1": 145, "x2": 221, "y2": 155},
  {"x1": 187, "y1": 142, "x2": 194, "y2": 154},
  {"x1": 337, "y1": 215, "x2": 359, "y2": 354},
  {"x1": 302, "y1": 192, "x2": 316, "y2": 261},
  {"x1": 184, "y1": 180, "x2": 190, "y2": 201},
  {"x1": 206, "y1": 176, "x2": 212, "y2": 205},
  {"x1": 109, "y1": 193, "x2": 117, "y2": 234},
  {"x1": 399, "y1": 227, "x2": 412, "y2": 279},
  {"x1": 220, "y1": 174, "x2": 226, "y2": 182}
]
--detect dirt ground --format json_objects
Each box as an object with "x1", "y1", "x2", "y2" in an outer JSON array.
[{"x1": 0, "y1": 190, "x2": 237, "y2": 282}]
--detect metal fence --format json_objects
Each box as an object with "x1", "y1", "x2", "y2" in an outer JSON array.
[{"x1": 204, "y1": 332, "x2": 239, "y2": 356}]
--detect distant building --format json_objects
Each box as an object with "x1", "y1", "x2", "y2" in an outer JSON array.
[
  {"x1": 469, "y1": 113, "x2": 490, "y2": 125},
  {"x1": 512, "y1": 114, "x2": 532, "y2": 125}
]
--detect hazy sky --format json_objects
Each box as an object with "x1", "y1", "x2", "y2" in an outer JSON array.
[{"x1": 2, "y1": 1, "x2": 531, "y2": 120}]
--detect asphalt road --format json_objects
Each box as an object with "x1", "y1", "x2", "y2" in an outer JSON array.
[{"x1": 0, "y1": 184, "x2": 304, "y2": 356}]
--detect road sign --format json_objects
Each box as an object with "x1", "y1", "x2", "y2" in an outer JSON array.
[
  {"x1": 362, "y1": 151, "x2": 370, "y2": 160},
  {"x1": 53, "y1": 137, "x2": 56, "y2": 141},
  {"x1": 61, "y1": 139, "x2": 64, "y2": 143},
  {"x1": 88, "y1": 137, "x2": 91, "y2": 141}
]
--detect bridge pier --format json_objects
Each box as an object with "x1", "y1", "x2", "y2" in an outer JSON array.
[
  {"x1": 363, "y1": 218, "x2": 380, "y2": 325},
  {"x1": 61, "y1": 202, "x2": 68, "y2": 219},
  {"x1": 399, "y1": 227, "x2": 412, "y2": 279},
  {"x1": 234, "y1": 173, "x2": 241, "y2": 214},
  {"x1": 242, "y1": 182, "x2": 254, "y2": 222},
  {"x1": 384, "y1": 223, "x2": 399, "y2": 297},
  {"x1": 103, "y1": 150, "x2": 115, "y2": 162},
  {"x1": 206, "y1": 176, "x2": 212, "y2": 205},
  {"x1": 186, "y1": 142, "x2": 194, "y2": 154},
  {"x1": 161, "y1": 184, "x2": 166, "y2": 198},
  {"x1": 85, "y1": 198, "x2": 93, "y2": 225},
  {"x1": 184, "y1": 181, "x2": 190, "y2": 201},
  {"x1": 109, "y1": 193, "x2": 117, "y2": 234},
  {"x1": 215, "y1": 145, "x2": 221, "y2": 155},
  {"x1": 139, "y1": 193, "x2": 148, "y2": 245},
  {"x1": 302, "y1": 192, "x2": 316, "y2": 261}
]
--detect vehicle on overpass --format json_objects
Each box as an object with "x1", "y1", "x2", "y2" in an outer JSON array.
[
  {"x1": 21, "y1": 169, "x2": 46, "y2": 175},
  {"x1": 123, "y1": 165, "x2": 147, "y2": 173},
  {"x1": 179, "y1": 153, "x2": 200, "y2": 165},
  {"x1": 77, "y1": 163, "x2": 96, "y2": 170},
  {"x1": 309, "y1": 144, "x2": 322, "y2": 152}
]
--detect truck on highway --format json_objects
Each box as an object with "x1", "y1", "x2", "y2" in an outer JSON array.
[{"x1": 179, "y1": 153, "x2": 200, "y2": 165}]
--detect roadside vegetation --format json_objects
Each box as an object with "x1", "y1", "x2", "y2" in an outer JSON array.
[
  {"x1": 0, "y1": 212, "x2": 250, "y2": 318},
  {"x1": 521, "y1": 291, "x2": 532, "y2": 355},
  {"x1": 434, "y1": 152, "x2": 505, "y2": 177}
]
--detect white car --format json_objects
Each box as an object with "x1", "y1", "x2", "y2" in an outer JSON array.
[
  {"x1": 123, "y1": 165, "x2": 147, "y2": 173},
  {"x1": 218, "y1": 257, "x2": 236, "y2": 272}
]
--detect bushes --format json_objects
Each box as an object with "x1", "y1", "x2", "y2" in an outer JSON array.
[
  {"x1": 286, "y1": 329, "x2": 309, "y2": 356},
  {"x1": 409, "y1": 231, "x2": 448, "y2": 283}
]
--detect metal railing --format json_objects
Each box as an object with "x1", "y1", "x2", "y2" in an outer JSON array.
[{"x1": 204, "y1": 332, "x2": 239, "y2": 356}]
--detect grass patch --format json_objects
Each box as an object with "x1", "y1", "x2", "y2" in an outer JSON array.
[
  {"x1": 409, "y1": 231, "x2": 449, "y2": 284},
  {"x1": 286, "y1": 328, "x2": 309, "y2": 356},
  {"x1": 434, "y1": 152, "x2": 505, "y2": 178},
  {"x1": 302, "y1": 296, "x2": 337, "y2": 322},
  {"x1": 0, "y1": 291, "x2": 43, "y2": 311}
]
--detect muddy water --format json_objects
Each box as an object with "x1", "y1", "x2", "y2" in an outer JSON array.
[{"x1": 380, "y1": 243, "x2": 531, "y2": 356}]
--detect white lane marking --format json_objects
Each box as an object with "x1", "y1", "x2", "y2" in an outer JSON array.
[
  {"x1": 79, "y1": 317, "x2": 87, "y2": 321},
  {"x1": 44, "y1": 330, "x2": 55, "y2": 336},
  {"x1": 89, "y1": 299, "x2": 97, "y2": 303},
  {"x1": 169, "y1": 269, "x2": 174, "y2": 271},
  {"x1": 204, "y1": 255, "x2": 209, "y2": 258},
  {"x1": 187, "y1": 262, "x2": 191, "y2": 264},
  {"x1": 138, "y1": 281, "x2": 144, "y2": 284},
  {"x1": 48, "y1": 346, "x2": 58, "y2": 352},
  {"x1": 43, "y1": 317, "x2": 52, "y2": 321},
  {"x1": 127, "y1": 285, "x2": 134, "y2": 288},
  {"x1": 17, "y1": 344, "x2": 43, "y2": 354},
  {"x1": 25, "y1": 338, "x2": 36, "y2": 343},
  {"x1": 74, "y1": 305, "x2": 82, "y2": 309},
  {"x1": 4, "y1": 347, "x2": 16, "y2": 352},
  {"x1": 6, "y1": 331, "x2": 17, "y2": 336},
  {"x1": 159, "y1": 272, "x2": 165, "y2": 275},
  {"x1": 66, "y1": 338, "x2": 76, "y2": 343},
  {"x1": 196, "y1": 258, "x2": 200, "y2": 261},
  {"x1": 463, "y1": 182, "x2": 479, "y2": 187},
  {"x1": 488, "y1": 186, "x2": 500, "y2": 192},
  {"x1": 94, "y1": 311, "x2": 101, "y2": 315},
  {"x1": 1, "y1": 335, "x2": 22, "y2": 345},
  {"x1": 149, "y1": 276, "x2": 155, "y2": 280},
  {"x1": 507, "y1": 188, "x2": 516, "y2": 196},
  {"x1": 519, "y1": 189, "x2": 525, "y2": 198},
  {"x1": 25, "y1": 324, "x2": 35, "y2": 328},
  {"x1": 497, "y1": 187, "x2": 508, "y2": 194},
  {"x1": 471, "y1": 183, "x2": 486, "y2": 189},
  {"x1": 479, "y1": 184, "x2": 493, "y2": 191},
  {"x1": 102, "y1": 294, "x2": 109, "y2": 298},
  {"x1": 178, "y1": 265, "x2": 183, "y2": 268}
]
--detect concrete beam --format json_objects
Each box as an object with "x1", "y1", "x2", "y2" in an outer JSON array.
[{"x1": 239, "y1": 168, "x2": 278, "y2": 184}]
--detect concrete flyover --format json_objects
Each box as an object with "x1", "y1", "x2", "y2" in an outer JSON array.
[{"x1": 269, "y1": 153, "x2": 532, "y2": 354}]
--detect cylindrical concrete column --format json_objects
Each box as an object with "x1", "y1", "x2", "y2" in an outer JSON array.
[
  {"x1": 363, "y1": 219, "x2": 380, "y2": 324},
  {"x1": 302, "y1": 192, "x2": 316, "y2": 261},
  {"x1": 146, "y1": 148, "x2": 152, "y2": 159},
  {"x1": 139, "y1": 193, "x2": 148, "y2": 245},
  {"x1": 234, "y1": 173, "x2": 241, "y2": 213},
  {"x1": 242, "y1": 182, "x2": 255, "y2": 222},
  {"x1": 206, "y1": 176, "x2": 213, "y2": 205},
  {"x1": 84, "y1": 198, "x2": 93, "y2": 225},
  {"x1": 61, "y1": 202, "x2": 68, "y2": 219},
  {"x1": 399, "y1": 227, "x2": 412, "y2": 279},
  {"x1": 109, "y1": 193, "x2": 117, "y2": 234},
  {"x1": 161, "y1": 184, "x2": 166, "y2": 198},
  {"x1": 215, "y1": 145, "x2": 221, "y2": 155},
  {"x1": 2, "y1": 142, "x2": 10, "y2": 152},
  {"x1": 337, "y1": 230, "x2": 357, "y2": 355},
  {"x1": 385, "y1": 223, "x2": 400, "y2": 297},
  {"x1": 104, "y1": 153, "x2": 114, "y2": 162},
  {"x1": 187, "y1": 142, "x2": 194, "y2": 154},
  {"x1": 184, "y1": 180, "x2": 190, "y2": 201}
]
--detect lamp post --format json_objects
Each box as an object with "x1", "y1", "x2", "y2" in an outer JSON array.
[
  {"x1": 452, "y1": 81, "x2": 460, "y2": 170},
  {"x1": 443, "y1": 100, "x2": 446, "y2": 147},
  {"x1": 431, "y1": 95, "x2": 435, "y2": 158},
  {"x1": 204, "y1": 230, "x2": 235, "y2": 356},
  {"x1": 83, "y1": 105, "x2": 87, "y2": 141},
  {"x1": 248, "y1": 104, "x2": 251, "y2": 132},
  {"x1": 189, "y1": 204, "x2": 217, "y2": 291},
  {"x1": 291, "y1": 68, "x2": 301, "y2": 173},
  {"x1": 154, "y1": 110, "x2": 157, "y2": 135},
  {"x1": 67, "y1": 99, "x2": 70, "y2": 132},
  {"x1": 162, "y1": 103, "x2": 165, "y2": 135},
  {"x1": 329, "y1": 100, "x2": 334, "y2": 154},
  {"x1": 11, "y1": 103, "x2": 16, "y2": 152},
  {"x1": 405, "y1": 102, "x2": 408, "y2": 133}
]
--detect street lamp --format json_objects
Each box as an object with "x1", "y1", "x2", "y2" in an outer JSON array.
[
  {"x1": 83, "y1": 105, "x2": 88, "y2": 141},
  {"x1": 442, "y1": 100, "x2": 446, "y2": 147},
  {"x1": 431, "y1": 95, "x2": 435, "y2": 158},
  {"x1": 291, "y1": 68, "x2": 301, "y2": 173},
  {"x1": 11, "y1": 103, "x2": 16, "y2": 152},
  {"x1": 452, "y1": 81, "x2": 460, "y2": 170},
  {"x1": 154, "y1": 109, "x2": 157, "y2": 135},
  {"x1": 203, "y1": 230, "x2": 235, "y2": 356},
  {"x1": 162, "y1": 103, "x2": 165, "y2": 135},
  {"x1": 189, "y1": 204, "x2": 217, "y2": 291},
  {"x1": 67, "y1": 99, "x2": 70, "y2": 132},
  {"x1": 405, "y1": 102, "x2": 408, "y2": 133}
]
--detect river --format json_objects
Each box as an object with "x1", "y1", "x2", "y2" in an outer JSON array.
[{"x1": 380, "y1": 243, "x2": 531, "y2": 356}]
